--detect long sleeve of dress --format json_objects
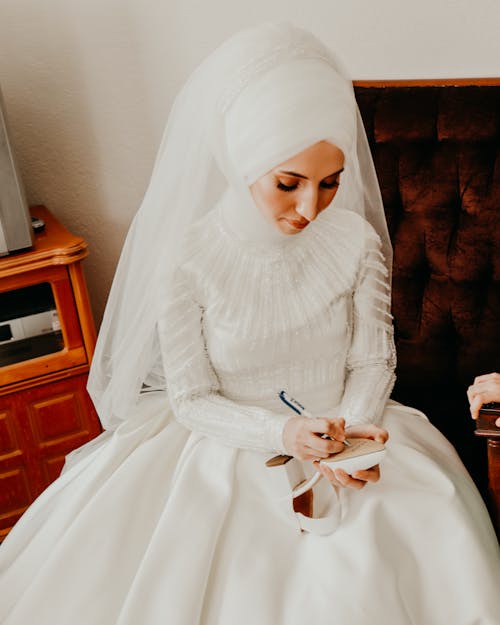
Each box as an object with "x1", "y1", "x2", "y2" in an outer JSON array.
[
  {"x1": 158, "y1": 268, "x2": 291, "y2": 454},
  {"x1": 338, "y1": 231, "x2": 396, "y2": 427}
]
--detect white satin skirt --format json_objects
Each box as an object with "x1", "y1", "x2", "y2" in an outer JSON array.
[{"x1": 0, "y1": 393, "x2": 499, "y2": 624}]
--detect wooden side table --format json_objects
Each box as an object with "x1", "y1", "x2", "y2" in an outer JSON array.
[
  {"x1": 0, "y1": 206, "x2": 102, "y2": 540},
  {"x1": 474, "y1": 405, "x2": 500, "y2": 532}
]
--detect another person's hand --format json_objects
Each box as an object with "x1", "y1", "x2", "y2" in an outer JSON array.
[
  {"x1": 467, "y1": 372, "x2": 500, "y2": 426},
  {"x1": 313, "y1": 423, "x2": 389, "y2": 490},
  {"x1": 282, "y1": 416, "x2": 346, "y2": 461}
]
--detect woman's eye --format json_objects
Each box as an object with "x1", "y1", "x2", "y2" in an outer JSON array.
[
  {"x1": 277, "y1": 180, "x2": 298, "y2": 192},
  {"x1": 320, "y1": 179, "x2": 340, "y2": 190}
]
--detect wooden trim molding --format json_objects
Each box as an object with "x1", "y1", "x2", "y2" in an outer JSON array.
[
  {"x1": 353, "y1": 78, "x2": 500, "y2": 87},
  {"x1": 0, "y1": 207, "x2": 88, "y2": 278}
]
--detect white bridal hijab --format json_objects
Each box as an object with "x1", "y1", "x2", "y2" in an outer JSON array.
[{"x1": 88, "y1": 21, "x2": 392, "y2": 428}]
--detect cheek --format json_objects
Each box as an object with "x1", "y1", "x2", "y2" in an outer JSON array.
[
  {"x1": 254, "y1": 183, "x2": 290, "y2": 218},
  {"x1": 268, "y1": 190, "x2": 291, "y2": 217},
  {"x1": 320, "y1": 187, "x2": 339, "y2": 210}
]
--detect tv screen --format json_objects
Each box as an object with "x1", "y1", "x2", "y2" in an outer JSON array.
[{"x1": 0, "y1": 84, "x2": 33, "y2": 256}]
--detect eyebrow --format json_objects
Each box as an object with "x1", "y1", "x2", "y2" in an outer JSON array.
[{"x1": 277, "y1": 167, "x2": 344, "y2": 180}]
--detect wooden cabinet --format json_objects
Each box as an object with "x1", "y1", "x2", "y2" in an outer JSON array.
[
  {"x1": 0, "y1": 207, "x2": 102, "y2": 540},
  {"x1": 475, "y1": 408, "x2": 500, "y2": 533}
]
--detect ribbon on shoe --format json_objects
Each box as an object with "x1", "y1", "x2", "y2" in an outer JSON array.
[
  {"x1": 266, "y1": 438, "x2": 387, "y2": 534},
  {"x1": 265, "y1": 455, "x2": 341, "y2": 535}
]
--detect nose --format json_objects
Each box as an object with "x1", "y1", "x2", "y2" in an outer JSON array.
[{"x1": 296, "y1": 192, "x2": 320, "y2": 222}]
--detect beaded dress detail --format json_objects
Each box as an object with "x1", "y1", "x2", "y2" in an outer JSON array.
[
  {"x1": 2, "y1": 20, "x2": 500, "y2": 624},
  {"x1": 1, "y1": 208, "x2": 499, "y2": 625},
  {"x1": 159, "y1": 204, "x2": 395, "y2": 453}
]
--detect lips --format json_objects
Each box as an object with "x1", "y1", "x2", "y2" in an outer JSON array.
[{"x1": 287, "y1": 219, "x2": 309, "y2": 229}]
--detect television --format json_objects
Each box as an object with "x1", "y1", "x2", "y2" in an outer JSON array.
[{"x1": 0, "y1": 84, "x2": 33, "y2": 256}]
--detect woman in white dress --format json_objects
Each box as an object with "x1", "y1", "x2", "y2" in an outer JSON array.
[{"x1": 0, "y1": 21, "x2": 499, "y2": 625}]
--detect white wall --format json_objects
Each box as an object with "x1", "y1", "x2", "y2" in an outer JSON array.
[{"x1": 0, "y1": 0, "x2": 499, "y2": 324}]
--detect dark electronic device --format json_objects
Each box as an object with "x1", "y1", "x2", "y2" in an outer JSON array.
[{"x1": 0, "y1": 84, "x2": 34, "y2": 256}]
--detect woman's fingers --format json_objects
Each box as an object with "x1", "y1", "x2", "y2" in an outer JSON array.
[
  {"x1": 332, "y1": 468, "x2": 367, "y2": 490},
  {"x1": 313, "y1": 461, "x2": 381, "y2": 490},
  {"x1": 306, "y1": 433, "x2": 344, "y2": 456},
  {"x1": 352, "y1": 465, "x2": 380, "y2": 483},
  {"x1": 295, "y1": 418, "x2": 346, "y2": 458},
  {"x1": 373, "y1": 430, "x2": 389, "y2": 444},
  {"x1": 302, "y1": 445, "x2": 328, "y2": 460},
  {"x1": 285, "y1": 416, "x2": 396, "y2": 460},
  {"x1": 302, "y1": 439, "x2": 344, "y2": 460},
  {"x1": 283, "y1": 417, "x2": 341, "y2": 458},
  {"x1": 311, "y1": 417, "x2": 346, "y2": 442},
  {"x1": 313, "y1": 461, "x2": 342, "y2": 487},
  {"x1": 345, "y1": 424, "x2": 389, "y2": 444}
]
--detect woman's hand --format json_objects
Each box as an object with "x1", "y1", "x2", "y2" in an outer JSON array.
[
  {"x1": 467, "y1": 372, "x2": 500, "y2": 425},
  {"x1": 282, "y1": 416, "x2": 347, "y2": 461},
  {"x1": 313, "y1": 423, "x2": 389, "y2": 490},
  {"x1": 345, "y1": 423, "x2": 389, "y2": 444}
]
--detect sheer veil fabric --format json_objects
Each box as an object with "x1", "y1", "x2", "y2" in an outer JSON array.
[
  {"x1": 2, "y1": 21, "x2": 500, "y2": 625},
  {"x1": 88, "y1": 21, "x2": 391, "y2": 428}
]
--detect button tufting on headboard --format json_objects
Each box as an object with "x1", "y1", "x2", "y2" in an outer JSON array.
[{"x1": 355, "y1": 85, "x2": 500, "y2": 496}]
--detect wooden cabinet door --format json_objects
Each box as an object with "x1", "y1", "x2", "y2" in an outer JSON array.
[{"x1": 0, "y1": 374, "x2": 101, "y2": 539}]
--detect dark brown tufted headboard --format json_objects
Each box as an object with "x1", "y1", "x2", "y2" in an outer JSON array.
[{"x1": 354, "y1": 82, "x2": 500, "y2": 500}]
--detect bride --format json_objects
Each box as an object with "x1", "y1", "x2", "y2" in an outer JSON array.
[{"x1": 0, "y1": 21, "x2": 499, "y2": 625}]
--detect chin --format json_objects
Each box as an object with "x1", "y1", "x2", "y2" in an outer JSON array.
[{"x1": 277, "y1": 223, "x2": 298, "y2": 235}]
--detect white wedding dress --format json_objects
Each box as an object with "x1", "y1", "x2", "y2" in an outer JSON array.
[{"x1": 0, "y1": 206, "x2": 499, "y2": 625}]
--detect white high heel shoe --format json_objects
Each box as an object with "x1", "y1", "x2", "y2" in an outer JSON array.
[{"x1": 266, "y1": 439, "x2": 386, "y2": 536}]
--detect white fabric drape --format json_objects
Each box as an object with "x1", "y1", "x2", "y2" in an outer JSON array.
[
  {"x1": 1, "y1": 200, "x2": 499, "y2": 625},
  {"x1": 87, "y1": 21, "x2": 392, "y2": 430},
  {"x1": 1, "y1": 21, "x2": 499, "y2": 625}
]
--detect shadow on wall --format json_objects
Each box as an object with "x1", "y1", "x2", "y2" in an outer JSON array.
[{"x1": 0, "y1": 2, "x2": 165, "y2": 324}]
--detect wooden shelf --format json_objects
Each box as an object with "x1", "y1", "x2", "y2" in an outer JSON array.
[
  {"x1": 0, "y1": 207, "x2": 101, "y2": 540},
  {"x1": 353, "y1": 77, "x2": 500, "y2": 87},
  {"x1": 0, "y1": 207, "x2": 88, "y2": 278}
]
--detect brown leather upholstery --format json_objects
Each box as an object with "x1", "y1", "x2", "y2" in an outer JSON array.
[{"x1": 355, "y1": 86, "x2": 500, "y2": 500}]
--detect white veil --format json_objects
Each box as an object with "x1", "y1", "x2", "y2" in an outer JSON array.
[{"x1": 87, "y1": 21, "x2": 391, "y2": 428}]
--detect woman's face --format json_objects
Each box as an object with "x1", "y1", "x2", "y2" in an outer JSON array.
[{"x1": 249, "y1": 141, "x2": 345, "y2": 235}]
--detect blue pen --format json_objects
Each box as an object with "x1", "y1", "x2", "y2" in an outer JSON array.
[{"x1": 279, "y1": 390, "x2": 351, "y2": 446}]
